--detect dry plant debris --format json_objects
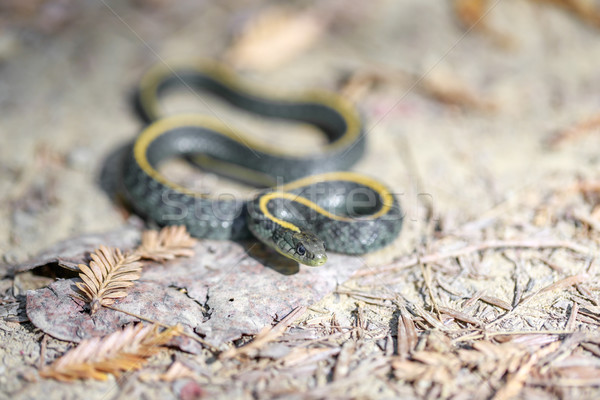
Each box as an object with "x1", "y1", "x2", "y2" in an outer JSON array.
[
  {"x1": 15, "y1": 177, "x2": 600, "y2": 397},
  {"x1": 134, "y1": 225, "x2": 197, "y2": 262},
  {"x1": 418, "y1": 68, "x2": 497, "y2": 111},
  {"x1": 533, "y1": 0, "x2": 600, "y2": 28},
  {"x1": 39, "y1": 323, "x2": 183, "y2": 381},
  {"x1": 220, "y1": 306, "x2": 307, "y2": 360},
  {"x1": 548, "y1": 113, "x2": 600, "y2": 148},
  {"x1": 454, "y1": 0, "x2": 600, "y2": 47},
  {"x1": 73, "y1": 246, "x2": 142, "y2": 315},
  {"x1": 138, "y1": 360, "x2": 203, "y2": 383},
  {"x1": 453, "y1": 0, "x2": 513, "y2": 47},
  {"x1": 24, "y1": 227, "x2": 365, "y2": 347},
  {"x1": 73, "y1": 226, "x2": 196, "y2": 314},
  {"x1": 339, "y1": 65, "x2": 495, "y2": 112},
  {"x1": 225, "y1": 6, "x2": 326, "y2": 70},
  {"x1": 149, "y1": 360, "x2": 200, "y2": 382}
]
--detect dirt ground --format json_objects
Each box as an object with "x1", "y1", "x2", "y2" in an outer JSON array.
[{"x1": 2, "y1": 0, "x2": 600, "y2": 399}]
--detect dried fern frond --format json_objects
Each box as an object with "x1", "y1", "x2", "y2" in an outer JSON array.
[
  {"x1": 39, "y1": 323, "x2": 183, "y2": 381},
  {"x1": 135, "y1": 225, "x2": 197, "y2": 262},
  {"x1": 74, "y1": 246, "x2": 142, "y2": 314}
]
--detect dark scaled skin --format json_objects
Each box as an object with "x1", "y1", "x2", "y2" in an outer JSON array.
[
  {"x1": 245, "y1": 186, "x2": 402, "y2": 266},
  {"x1": 247, "y1": 218, "x2": 328, "y2": 266},
  {"x1": 124, "y1": 62, "x2": 403, "y2": 266}
]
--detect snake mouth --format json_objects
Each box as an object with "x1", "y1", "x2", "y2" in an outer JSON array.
[{"x1": 304, "y1": 252, "x2": 327, "y2": 267}]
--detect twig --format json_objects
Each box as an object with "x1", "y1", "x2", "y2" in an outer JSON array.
[
  {"x1": 485, "y1": 273, "x2": 590, "y2": 329},
  {"x1": 479, "y1": 295, "x2": 512, "y2": 311},
  {"x1": 565, "y1": 302, "x2": 579, "y2": 332},
  {"x1": 452, "y1": 329, "x2": 572, "y2": 343},
  {"x1": 220, "y1": 306, "x2": 307, "y2": 360},
  {"x1": 419, "y1": 261, "x2": 441, "y2": 318},
  {"x1": 354, "y1": 239, "x2": 592, "y2": 277},
  {"x1": 572, "y1": 210, "x2": 600, "y2": 232},
  {"x1": 521, "y1": 273, "x2": 590, "y2": 303},
  {"x1": 536, "y1": 256, "x2": 566, "y2": 274},
  {"x1": 410, "y1": 304, "x2": 449, "y2": 331},
  {"x1": 38, "y1": 334, "x2": 48, "y2": 370},
  {"x1": 104, "y1": 304, "x2": 219, "y2": 353},
  {"x1": 335, "y1": 289, "x2": 396, "y2": 307},
  {"x1": 529, "y1": 377, "x2": 600, "y2": 387},
  {"x1": 332, "y1": 341, "x2": 355, "y2": 380},
  {"x1": 491, "y1": 341, "x2": 561, "y2": 400},
  {"x1": 438, "y1": 306, "x2": 483, "y2": 327},
  {"x1": 396, "y1": 305, "x2": 418, "y2": 358},
  {"x1": 548, "y1": 112, "x2": 600, "y2": 147}
]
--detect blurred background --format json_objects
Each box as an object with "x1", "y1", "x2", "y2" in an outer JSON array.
[{"x1": 1, "y1": 0, "x2": 600, "y2": 262}]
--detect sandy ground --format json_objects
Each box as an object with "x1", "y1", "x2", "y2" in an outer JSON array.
[{"x1": 2, "y1": 0, "x2": 600, "y2": 399}]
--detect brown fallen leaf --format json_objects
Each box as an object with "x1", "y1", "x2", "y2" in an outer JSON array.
[
  {"x1": 225, "y1": 6, "x2": 326, "y2": 71},
  {"x1": 135, "y1": 225, "x2": 197, "y2": 262},
  {"x1": 24, "y1": 226, "x2": 365, "y2": 347},
  {"x1": 532, "y1": 0, "x2": 600, "y2": 28},
  {"x1": 39, "y1": 323, "x2": 182, "y2": 381},
  {"x1": 547, "y1": 113, "x2": 600, "y2": 148},
  {"x1": 454, "y1": 0, "x2": 490, "y2": 29},
  {"x1": 338, "y1": 64, "x2": 496, "y2": 111},
  {"x1": 74, "y1": 246, "x2": 142, "y2": 314},
  {"x1": 419, "y1": 68, "x2": 497, "y2": 112},
  {"x1": 453, "y1": 0, "x2": 513, "y2": 47}
]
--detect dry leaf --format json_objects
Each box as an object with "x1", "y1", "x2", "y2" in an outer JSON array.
[
  {"x1": 24, "y1": 227, "x2": 365, "y2": 347},
  {"x1": 39, "y1": 323, "x2": 182, "y2": 381},
  {"x1": 548, "y1": 113, "x2": 600, "y2": 148},
  {"x1": 74, "y1": 246, "x2": 142, "y2": 314},
  {"x1": 225, "y1": 7, "x2": 325, "y2": 70},
  {"x1": 454, "y1": 0, "x2": 489, "y2": 29},
  {"x1": 532, "y1": 0, "x2": 600, "y2": 28},
  {"x1": 135, "y1": 226, "x2": 197, "y2": 262},
  {"x1": 453, "y1": 0, "x2": 514, "y2": 47},
  {"x1": 420, "y1": 68, "x2": 496, "y2": 111}
]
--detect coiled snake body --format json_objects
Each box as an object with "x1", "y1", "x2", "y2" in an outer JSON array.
[{"x1": 123, "y1": 61, "x2": 402, "y2": 266}]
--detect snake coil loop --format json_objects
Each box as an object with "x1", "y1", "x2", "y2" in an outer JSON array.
[{"x1": 124, "y1": 61, "x2": 402, "y2": 266}]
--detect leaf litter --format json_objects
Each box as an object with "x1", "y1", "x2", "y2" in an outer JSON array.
[
  {"x1": 17, "y1": 178, "x2": 600, "y2": 395},
  {"x1": 16, "y1": 196, "x2": 600, "y2": 394},
  {"x1": 39, "y1": 323, "x2": 183, "y2": 381},
  {"x1": 4, "y1": 1, "x2": 600, "y2": 396},
  {"x1": 23, "y1": 225, "x2": 365, "y2": 351}
]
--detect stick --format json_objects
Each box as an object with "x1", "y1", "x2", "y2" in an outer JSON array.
[
  {"x1": 220, "y1": 306, "x2": 307, "y2": 360},
  {"x1": 104, "y1": 304, "x2": 220, "y2": 353},
  {"x1": 354, "y1": 239, "x2": 592, "y2": 277}
]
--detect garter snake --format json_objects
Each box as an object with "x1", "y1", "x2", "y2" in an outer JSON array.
[{"x1": 123, "y1": 61, "x2": 402, "y2": 266}]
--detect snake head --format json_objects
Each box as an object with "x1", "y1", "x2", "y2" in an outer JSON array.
[{"x1": 288, "y1": 231, "x2": 327, "y2": 267}]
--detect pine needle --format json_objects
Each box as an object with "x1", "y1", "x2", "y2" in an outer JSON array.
[
  {"x1": 39, "y1": 323, "x2": 183, "y2": 381},
  {"x1": 74, "y1": 246, "x2": 142, "y2": 314},
  {"x1": 135, "y1": 225, "x2": 197, "y2": 262}
]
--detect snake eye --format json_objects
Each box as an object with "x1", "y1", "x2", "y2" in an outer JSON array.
[{"x1": 296, "y1": 243, "x2": 306, "y2": 256}]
